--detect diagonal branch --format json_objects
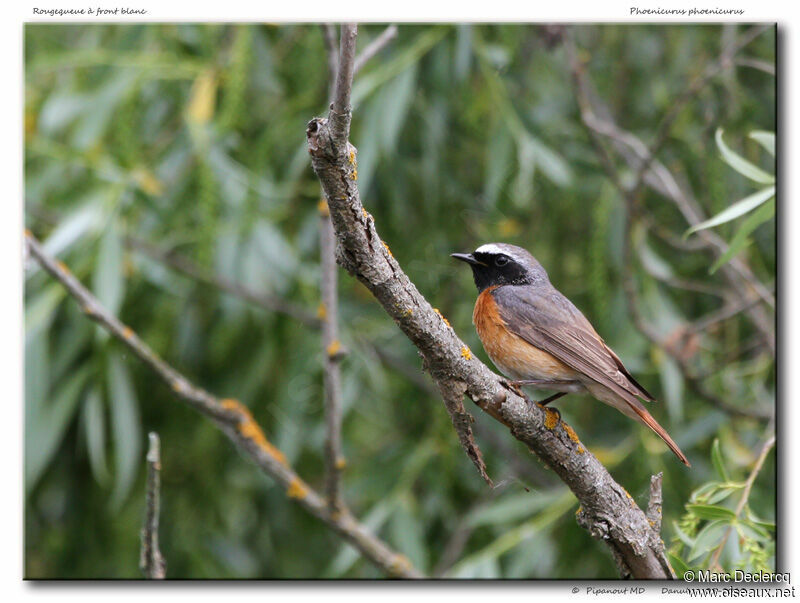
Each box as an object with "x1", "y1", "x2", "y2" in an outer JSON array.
[
  {"x1": 24, "y1": 229, "x2": 422, "y2": 579},
  {"x1": 353, "y1": 25, "x2": 398, "y2": 75},
  {"x1": 306, "y1": 24, "x2": 674, "y2": 579}
]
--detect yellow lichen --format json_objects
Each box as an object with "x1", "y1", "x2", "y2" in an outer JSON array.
[
  {"x1": 286, "y1": 477, "x2": 309, "y2": 500},
  {"x1": 348, "y1": 149, "x2": 357, "y2": 165},
  {"x1": 171, "y1": 379, "x2": 187, "y2": 394},
  {"x1": 382, "y1": 241, "x2": 392, "y2": 257},
  {"x1": 24, "y1": 228, "x2": 32, "y2": 237},
  {"x1": 461, "y1": 346, "x2": 472, "y2": 360},
  {"x1": 317, "y1": 303, "x2": 327, "y2": 320},
  {"x1": 576, "y1": 505, "x2": 583, "y2": 515},
  {"x1": 335, "y1": 456, "x2": 347, "y2": 470},
  {"x1": 562, "y1": 422, "x2": 580, "y2": 443},
  {"x1": 434, "y1": 308, "x2": 451, "y2": 327},
  {"x1": 56, "y1": 260, "x2": 70, "y2": 274},
  {"x1": 121, "y1": 326, "x2": 134, "y2": 340},
  {"x1": 362, "y1": 207, "x2": 369, "y2": 219},
  {"x1": 221, "y1": 399, "x2": 288, "y2": 467},
  {"x1": 318, "y1": 199, "x2": 330, "y2": 217},
  {"x1": 403, "y1": 308, "x2": 413, "y2": 317},
  {"x1": 576, "y1": 446, "x2": 585, "y2": 454},
  {"x1": 326, "y1": 339, "x2": 342, "y2": 357},
  {"x1": 351, "y1": 168, "x2": 358, "y2": 180},
  {"x1": 543, "y1": 407, "x2": 559, "y2": 429},
  {"x1": 389, "y1": 554, "x2": 412, "y2": 575}
]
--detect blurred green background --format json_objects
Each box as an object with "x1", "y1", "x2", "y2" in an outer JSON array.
[{"x1": 24, "y1": 23, "x2": 775, "y2": 578}]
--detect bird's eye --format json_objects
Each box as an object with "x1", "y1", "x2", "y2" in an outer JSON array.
[{"x1": 495, "y1": 255, "x2": 509, "y2": 267}]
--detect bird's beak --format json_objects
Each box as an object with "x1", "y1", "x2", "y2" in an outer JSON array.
[{"x1": 451, "y1": 252, "x2": 484, "y2": 266}]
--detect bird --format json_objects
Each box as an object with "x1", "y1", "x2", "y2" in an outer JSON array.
[{"x1": 451, "y1": 242, "x2": 690, "y2": 466}]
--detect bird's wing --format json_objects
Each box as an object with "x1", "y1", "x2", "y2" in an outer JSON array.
[{"x1": 493, "y1": 285, "x2": 654, "y2": 403}]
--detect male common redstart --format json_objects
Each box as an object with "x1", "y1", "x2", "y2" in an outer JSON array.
[{"x1": 452, "y1": 243, "x2": 690, "y2": 466}]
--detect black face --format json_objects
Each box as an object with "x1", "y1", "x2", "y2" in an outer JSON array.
[{"x1": 451, "y1": 251, "x2": 534, "y2": 292}]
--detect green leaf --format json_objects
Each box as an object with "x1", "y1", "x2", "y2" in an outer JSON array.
[
  {"x1": 711, "y1": 439, "x2": 730, "y2": 482},
  {"x1": 92, "y1": 222, "x2": 125, "y2": 341},
  {"x1": 684, "y1": 186, "x2": 775, "y2": 238},
  {"x1": 468, "y1": 490, "x2": 563, "y2": 528},
  {"x1": 688, "y1": 519, "x2": 730, "y2": 562},
  {"x1": 82, "y1": 386, "x2": 110, "y2": 485},
  {"x1": 715, "y1": 129, "x2": 774, "y2": 184},
  {"x1": 389, "y1": 497, "x2": 428, "y2": 573},
  {"x1": 672, "y1": 521, "x2": 696, "y2": 548},
  {"x1": 351, "y1": 27, "x2": 448, "y2": 107},
  {"x1": 736, "y1": 521, "x2": 772, "y2": 543},
  {"x1": 658, "y1": 354, "x2": 684, "y2": 423},
  {"x1": 667, "y1": 553, "x2": 692, "y2": 580},
  {"x1": 107, "y1": 355, "x2": 141, "y2": 509},
  {"x1": 709, "y1": 198, "x2": 775, "y2": 274},
  {"x1": 749, "y1": 131, "x2": 775, "y2": 157},
  {"x1": 26, "y1": 366, "x2": 91, "y2": 493},
  {"x1": 685, "y1": 503, "x2": 737, "y2": 521}
]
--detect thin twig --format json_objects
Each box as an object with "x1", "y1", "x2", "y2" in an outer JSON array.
[
  {"x1": 140, "y1": 432, "x2": 166, "y2": 579},
  {"x1": 127, "y1": 236, "x2": 321, "y2": 328},
  {"x1": 24, "y1": 229, "x2": 423, "y2": 579},
  {"x1": 353, "y1": 25, "x2": 398, "y2": 75},
  {"x1": 319, "y1": 202, "x2": 346, "y2": 514},
  {"x1": 320, "y1": 24, "x2": 338, "y2": 88},
  {"x1": 565, "y1": 28, "x2": 775, "y2": 379},
  {"x1": 708, "y1": 432, "x2": 776, "y2": 570},
  {"x1": 307, "y1": 26, "x2": 674, "y2": 579},
  {"x1": 567, "y1": 28, "x2": 776, "y2": 339}
]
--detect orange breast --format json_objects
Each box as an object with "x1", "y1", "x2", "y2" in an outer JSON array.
[{"x1": 473, "y1": 287, "x2": 579, "y2": 381}]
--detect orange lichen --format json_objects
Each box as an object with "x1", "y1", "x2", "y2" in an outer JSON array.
[
  {"x1": 461, "y1": 346, "x2": 472, "y2": 360},
  {"x1": 576, "y1": 446, "x2": 585, "y2": 455},
  {"x1": 326, "y1": 339, "x2": 342, "y2": 357},
  {"x1": 389, "y1": 554, "x2": 412, "y2": 575},
  {"x1": 171, "y1": 379, "x2": 187, "y2": 394},
  {"x1": 382, "y1": 241, "x2": 392, "y2": 257},
  {"x1": 318, "y1": 199, "x2": 330, "y2": 217},
  {"x1": 317, "y1": 303, "x2": 327, "y2": 320},
  {"x1": 221, "y1": 399, "x2": 288, "y2": 467},
  {"x1": 24, "y1": 228, "x2": 32, "y2": 237},
  {"x1": 335, "y1": 456, "x2": 347, "y2": 470},
  {"x1": 562, "y1": 422, "x2": 580, "y2": 443},
  {"x1": 362, "y1": 207, "x2": 369, "y2": 219},
  {"x1": 286, "y1": 476, "x2": 309, "y2": 500},
  {"x1": 56, "y1": 260, "x2": 70, "y2": 274},
  {"x1": 121, "y1": 326, "x2": 134, "y2": 340},
  {"x1": 543, "y1": 407, "x2": 559, "y2": 429}
]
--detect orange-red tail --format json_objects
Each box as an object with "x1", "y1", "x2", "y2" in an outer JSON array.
[{"x1": 628, "y1": 403, "x2": 691, "y2": 467}]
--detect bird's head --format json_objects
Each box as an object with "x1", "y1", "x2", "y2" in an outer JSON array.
[{"x1": 451, "y1": 243, "x2": 549, "y2": 293}]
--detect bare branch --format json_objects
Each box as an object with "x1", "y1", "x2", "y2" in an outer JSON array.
[
  {"x1": 140, "y1": 432, "x2": 166, "y2": 579},
  {"x1": 353, "y1": 25, "x2": 398, "y2": 75},
  {"x1": 24, "y1": 229, "x2": 423, "y2": 579},
  {"x1": 306, "y1": 27, "x2": 674, "y2": 579},
  {"x1": 646, "y1": 472, "x2": 664, "y2": 537},
  {"x1": 709, "y1": 431, "x2": 775, "y2": 570},
  {"x1": 319, "y1": 202, "x2": 346, "y2": 514},
  {"x1": 565, "y1": 29, "x2": 775, "y2": 358},
  {"x1": 320, "y1": 24, "x2": 338, "y2": 87},
  {"x1": 330, "y1": 23, "x2": 357, "y2": 144}
]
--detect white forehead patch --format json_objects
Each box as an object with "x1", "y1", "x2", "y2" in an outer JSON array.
[{"x1": 474, "y1": 244, "x2": 507, "y2": 256}]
